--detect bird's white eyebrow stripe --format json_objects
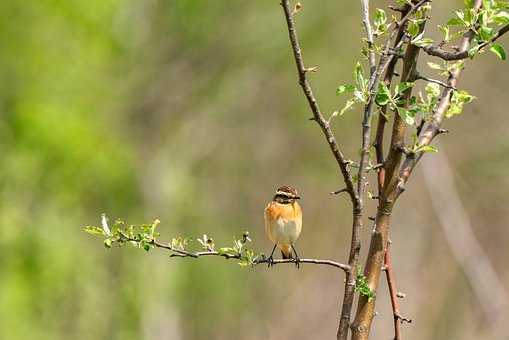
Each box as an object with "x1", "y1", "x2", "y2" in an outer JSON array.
[{"x1": 276, "y1": 190, "x2": 294, "y2": 197}]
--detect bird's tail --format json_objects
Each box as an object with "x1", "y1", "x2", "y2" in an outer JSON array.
[{"x1": 280, "y1": 245, "x2": 293, "y2": 259}]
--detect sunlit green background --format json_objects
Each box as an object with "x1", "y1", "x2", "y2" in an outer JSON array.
[{"x1": 1, "y1": 1, "x2": 508, "y2": 339}]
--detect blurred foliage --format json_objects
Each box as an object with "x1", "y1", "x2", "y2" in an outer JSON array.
[{"x1": 0, "y1": 1, "x2": 508, "y2": 340}]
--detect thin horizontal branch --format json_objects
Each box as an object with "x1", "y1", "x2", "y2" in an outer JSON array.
[
  {"x1": 120, "y1": 233, "x2": 350, "y2": 272},
  {"x1": 330, "y1": 188, "x2": 349, "y2": 195},
  {"x1": 423, "y1": 24, "x2": 509, "y2": 60},
  {"x1": 416, "y1": 73, "x2": 457, "y2": 90},
  {"x1": 257, "y1": 258, "x2": 350, "y2": 271}
]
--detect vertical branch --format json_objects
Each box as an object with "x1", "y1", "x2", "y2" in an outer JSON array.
[
  {"x1": 352, "y1": 2, "x2": 429, "y2": 339},
  {"x1": 384, "y1": 243, "x2": 410, "y2": 340},
  {"x1": 280, "y1": 0, "x2": 356, "y2": 201},
  {"x1": 357, "y1": 0, "x2": 376, "y2": 203},
  {"x1": 279, "y1": 2, "x2": 363, "y2": 339}
]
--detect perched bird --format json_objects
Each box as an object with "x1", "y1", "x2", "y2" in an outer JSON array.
[{"x1": 264, "y1": 185, "x2": 302, "y2": 267}]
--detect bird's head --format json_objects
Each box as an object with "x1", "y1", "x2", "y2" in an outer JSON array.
[{"x1": 273, "y1": 185, "x2": 301, "y2": 204}]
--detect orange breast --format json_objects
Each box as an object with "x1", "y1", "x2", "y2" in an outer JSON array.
[{"x1": 264, "y1": 201, "x2": 301, "y2": 221}]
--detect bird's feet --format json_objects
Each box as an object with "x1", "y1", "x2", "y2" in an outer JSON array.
[
  {"x1": 294, "y1": 256, "x2": 301, "y2": 269},
  {"x1": 267, "y1": 255, "x2": 274, "y2": 268}
]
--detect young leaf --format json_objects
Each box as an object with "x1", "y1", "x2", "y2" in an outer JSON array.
[
  {"x1": 425, "y1": 83, "x2": 441, "y2": 98},
  {"x1": 336, "y1": 84, "x2": 356, "y2": 95},
  {"x1": 397, "y1": 107, "x2": 415, "y2": 125},
  {"x1": 407, "y1": 20, "x2": 421, "y2": 37},
  {"x1": 354, "y1": 62, "x2": 366, "y2": 92},
  {"x1": 446, "y1": 90, "x2": 475, "y2": 117},
  {"x1": 478, "y1": 26, "x2": 496, "y2": 41},
  {"x1": 411, "y1": 33, "x2": 433, "y2": 47},
  {"x1": 375, "y1": 83, "x2": 391, "y2": 106},
  {"x1": 468, "y1": 44, "x2": 481, "y2": 58},
  {"x1": 396, "y1": 82, "x2": 414, "y2": 94},
  {"x1": 374, "y1": 8, "x2": 388, "y2": 34},
  {"x1": 490, "y1": 44, "x2": 507, "y2": 60},
  {"x1": 417, "y1": 145, "x2": 438, "y2": 153},
  {"x1": 493, "y1": 11, "x2": 509, "y2": 25},
  {"x1": 84, "y1": 226, "x2": 106, "y2": 236}
]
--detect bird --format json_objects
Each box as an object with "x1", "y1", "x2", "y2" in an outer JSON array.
[{"x1": 264, "y1": 185, "x2": 303, "y2": 267}]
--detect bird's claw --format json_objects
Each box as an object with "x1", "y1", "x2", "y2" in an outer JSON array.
[
  {"x1": 267, "y1": 256, "x2": 274, "y2": 268},
  {"x1": 294, "y1": 256, "x2": 301, "y2": 269}
]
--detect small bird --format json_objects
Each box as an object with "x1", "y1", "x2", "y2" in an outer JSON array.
[{"x1": 264, "y1": 185, "x2": 303, "y2": 267}]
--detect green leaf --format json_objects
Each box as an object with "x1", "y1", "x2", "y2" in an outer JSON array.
[
  {"x1": 411, "y1": 33, "x2": 433, "y2": 47},
  {"x1": 374, "y1": 9, "x2": 387, "y2": 27},
  {"x1": 336, "y1": 84, "x2": 356, "y2": 95},
  {"x1": 375, "y1": 83, "x2": 391, "y2": 106},
  {"x1": 354, "y1": 62, "x2": 366, "y2": 92},
  {"x1": 438, "y1": 24, "x2": 450, "y2": 42},
  {"x1": 84, "y1": 226, "x2": 105, "y2": 236},
  {"x1": 447, "y1": 17, "x2": 464, "y2": 26},
  {"x1": 417, "y1": 145, "x2": 438, "y2": 153},
  {"x1": 425, "y1": 83, "x2": 441, "y2": 98},
  {"x1": 396, "y1": 82, "x2": 414, "y2": 94},
  {"x1": 446, "y1": 90, "x2": 475, "y2": 117},
  {"x1": 493, "y1": 11, "x2": 509, "y2": 24},
  {"x1": 397, "y1": 107, "x2": 415, "y2": 125},
  {"x1": 478, "y1": 26, "x2": 496, "y2": 41},
  {"x1": 455, "y1": 90, "x2": 475, "y2": 103},
  {"x1": 355, "y1": 268, "x2": 376, "y2": 302},
  {"x1": 468, "y1": 44, "x2": 481, "y2": 58},
  {"x1": 407, "y1": 20, "x2": 421, "y2": 37},
  {"x1": 490, "y1": 44, "x2": 506, "y2": 60}
]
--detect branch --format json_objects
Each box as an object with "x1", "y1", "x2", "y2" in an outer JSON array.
[
  {"x1": 398, "y1": 0, "x2": 484, "y2": 193},
  {"x1": 352, "y1": 2, "x2": 430, "y2": 339},
  {"x1": 279, "y1": 3, "x2": 363, "y2": 339},
  {"x1": 357, "y1": 0, "x2": 376, "y2": 205},
  {"x1": 374, "y1": 19, "x2": 408, "y2": 196},
  {"x1": 415, "y1": 73, "x2": 457, "y2": 90},
  {"x1": 422, "y1": 24, "x2": 509, "y2": 60},
  {"x1": 384, "y1": 242, "x2": 411, "y2": 340},
  {"x1": 130, "y1": 235, "x2": 351, "y2": 271},
  {"x1": 280, "y1": 0, "x2": 356, "y2": 202}
]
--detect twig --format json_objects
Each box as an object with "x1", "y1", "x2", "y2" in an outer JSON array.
[
  {"x1": 384, "y1": 242, "x2": 407, "y2": 340},
  {"x1": 416, "y1": 73, "x2": 457, "y2": 90},
  {"x1": 352, "y1": 2, "x2": 431, "y2": 339},
  {"x1": 122, "y1": 234, "x2": 351, "y2": 272},
  {"x1": 279, "y1": 0, "x2": 356, "y2": 202},
  {"x1": 357, "y1": 0, "x2": 376, "y2": 207},
  {"x1": 374, "y1": 0, "x2": 429, "y2": 196},
  {"x1": 330, "y1": 188, "x2": 349, "y2": 196},
  {"x1": 422, "y1": 24, "x2": 509, "y2": 60},
  {"x1": 398, "y1": 0, "x2": 484, "y2": 193}
]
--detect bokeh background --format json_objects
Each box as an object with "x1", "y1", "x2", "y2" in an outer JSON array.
[{"x1": 1, "y1": 1, "x2": 508, "y2": 339}]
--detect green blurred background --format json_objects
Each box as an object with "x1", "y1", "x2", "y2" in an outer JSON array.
[{"x1": 1, "y1": 1, "x2": 508, "y2": 339}]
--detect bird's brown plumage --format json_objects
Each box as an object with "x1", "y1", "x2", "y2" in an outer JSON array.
[{"x1": 264, "y1": 186, "x2": 302, "y2": 259}]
